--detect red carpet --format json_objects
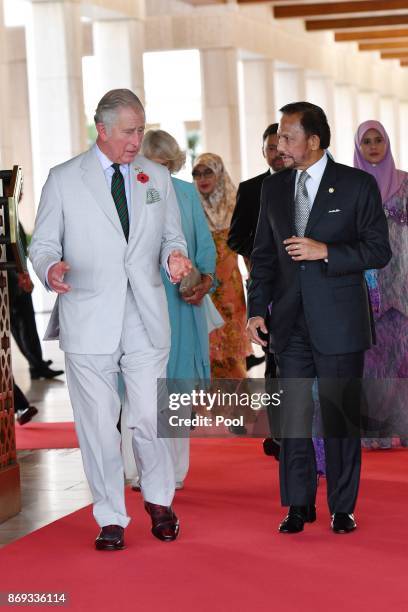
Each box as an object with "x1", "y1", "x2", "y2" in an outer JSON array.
[
  {"x1": 15, "y1": 422, "x2": 78, "y2": 450},
  {"x1": 1, "y1": 439, "x2": 408, "y2": 611}
]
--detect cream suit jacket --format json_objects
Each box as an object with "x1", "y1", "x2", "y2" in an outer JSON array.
[{"x1": 29, "y1": 147, "x2": 187, "y2": 354}]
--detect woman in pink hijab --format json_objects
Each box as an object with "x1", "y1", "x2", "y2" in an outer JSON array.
[{"x1": 354, "y1": 120, "x2": 408, "y2": 449}]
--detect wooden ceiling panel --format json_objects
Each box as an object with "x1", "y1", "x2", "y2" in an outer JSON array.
[
  {"x1": 381, "y1": 51, "x2": 408, "y2": 58},
  {"x1": 359, "y1": 41, "x2": 408, "y2": 50},
  {"x1": 335, "y1": 28, "x2": 408, "y2": 41},
  {"x1": 274, "y1": 1, "x2": 408, "y2": 19},
  {"x1": 181, "y1": 0, "x2": 408, "y2": 66},
  {"x1": 306, "y1": 15, "x2": 408, "y2": 30}
]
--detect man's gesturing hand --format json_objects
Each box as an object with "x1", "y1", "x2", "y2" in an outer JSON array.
[
  {"x1": 283, "y1": 236, "x2": 328, "y2": 261},
  {"x1": 47, "y1": 261, "x2": 71, "y2": 293},
  {"x1": 246, "y1": 316, "x2": 268, "y2": 347},
  {"x1": 169, "y1": 250, "x2": 192, "y2": 283}
]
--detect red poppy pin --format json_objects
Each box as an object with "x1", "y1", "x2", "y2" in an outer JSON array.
[{"x1": 136, "y1": 171, "x2": 149, "y2": 184}]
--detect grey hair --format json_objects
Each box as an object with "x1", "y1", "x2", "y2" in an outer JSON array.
[
  {"x1": 141, "y1": 129, "x2": 186, "y2": 174},
  {"x1": 94, "y1": 89, "x2": 144, "y2": 131}
]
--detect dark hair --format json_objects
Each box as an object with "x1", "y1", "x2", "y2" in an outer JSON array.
[
  {"x1": 279, "y1": 102, "x2": 331, "y2": 149},
  {"x1": 262, "y1": 123, "x2": 279, "y2": 143}
]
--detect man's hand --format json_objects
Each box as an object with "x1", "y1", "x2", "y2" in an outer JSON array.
[
  {"x1": 47, "y1": 261, "x2": 71, "y2": 293},
  {"x1": 18, "y1": 272, "x2": 34, "y2": 293},
  {"x1": 283, "y1": 236, "x2": 328, "y2": 261},
  {"x1": 183, "y1": 274, "x2": 212, "y2": 306},
  {"x1": 168, "y1": 250, "x2": 192, "y2": 283},
  {"x1": 246, "y1": 316, "x2": 268, "y2": 347}
]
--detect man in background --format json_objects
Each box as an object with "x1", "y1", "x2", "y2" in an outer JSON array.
[
  {"x1": 228, "y1": 124, "x2": 284, "y2": 454},
  {"x1": 228, "y1": 123, "x2": 284, "y2": 261}
]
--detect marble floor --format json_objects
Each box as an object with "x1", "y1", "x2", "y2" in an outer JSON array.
[{"x1": 0, "y1": 312, "x2": 264, "y2": 548}]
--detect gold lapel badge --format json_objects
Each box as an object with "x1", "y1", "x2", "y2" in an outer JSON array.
[{"x1": 329, "y1": 187, "x2": 335, "y2": 193}]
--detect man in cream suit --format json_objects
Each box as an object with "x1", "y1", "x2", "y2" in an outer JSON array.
[{"x1": 29, "y1": 89, "x2": 191, "y2": 550}]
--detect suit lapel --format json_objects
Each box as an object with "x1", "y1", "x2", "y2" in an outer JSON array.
[
  {"x1": 80, "y1": 148, "x2": 124, "y2": 237},
  {"x1": 305, "y1": 157, "x2": 337, "y2": 236},
  {"x1": 279, "y1": 170, "x2": 296, "y2": 236},
  {"x1": 129, "y1": 158, "x2": 148, "y2": 241}
]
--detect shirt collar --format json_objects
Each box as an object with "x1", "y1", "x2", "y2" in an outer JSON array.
[
  {"x1": 297, "y1": 152, "x2": 328, "y2": 183},
  {"x1": 94, "y1": 143, "x2": 129, "y2": 174}
]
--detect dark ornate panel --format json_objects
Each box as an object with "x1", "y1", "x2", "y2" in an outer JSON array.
[{"x1": 0, "y1": 198, "x2": 15, "y2": 470}]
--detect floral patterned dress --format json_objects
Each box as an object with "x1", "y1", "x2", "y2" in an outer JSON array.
[
  {"x1": 363, "y1": 176, "x2": 408, "y2": 445},
  {"x1": 209, "y1": 229, "x2": 252, "y2": 378}
]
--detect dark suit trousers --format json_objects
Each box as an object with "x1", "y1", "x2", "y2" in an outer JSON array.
[
  {"x1": 9, "y1": 275, "x2": 44, "y2": 370},
  {"x1": 275, "y1": 309, "x2": 363, "y2": 514}
]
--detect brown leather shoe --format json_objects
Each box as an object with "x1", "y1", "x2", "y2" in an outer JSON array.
[
  {"x1": 144, "y1": 501, "x2": 179, "y2": 542},
  {"x1": 95, "y1": 525, "x2": 125, "y2": 551}
]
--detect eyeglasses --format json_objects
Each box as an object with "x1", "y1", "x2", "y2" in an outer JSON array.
[{"x1": 192, "y1": 169, "x2": 214, "y2": 179}]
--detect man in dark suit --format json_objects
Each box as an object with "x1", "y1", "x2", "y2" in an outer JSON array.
[
  {"x1": 228, "y1": 124, "x2": 284, "y2": 451},
  {"x1": 247, "y1": 102, "x2": 391, "y2": 534},
  {"x1": 228, "y1": 123, "x2": 284, "y2": 260}
]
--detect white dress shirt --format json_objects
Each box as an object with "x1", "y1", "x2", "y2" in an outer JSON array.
[
  {"x1": 295, "y1": 152, "x2": 328, "y2": 207},
  {"x1": 94, "y1": 144, "x2": 131, "y2": 221}
]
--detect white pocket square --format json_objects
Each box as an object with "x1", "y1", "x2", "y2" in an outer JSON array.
[
  {"x1": 328, "y1": 209, "x2": 341, "y2": 213},
  {"x1": 146, "y1": 187, "x2": 161, "y2": 204}
]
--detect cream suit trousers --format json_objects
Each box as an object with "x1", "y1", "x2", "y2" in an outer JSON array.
[{"x1": 65, "y1": 286, "x2": 175, "y2": 528}]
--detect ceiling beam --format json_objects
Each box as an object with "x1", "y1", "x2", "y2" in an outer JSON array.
[
  {"x1": 335, "y1": 28, "x2": 408, "y2": 41},
  {"x1": 380, "y1": 50, "x2": 408, "y2": 58},
  {"x1": 306, "y1": 14, "x2": 408, "y2": 30},
  {"x1": 359, "y1": 40, "x2": 408, "y2": 49},
  {"x1": 274, "y1": 1, "x2": 408, "y2": 19}
]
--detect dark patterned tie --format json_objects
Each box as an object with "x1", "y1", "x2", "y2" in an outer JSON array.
[
  {"x1": 294, "y1": 170, "x2": 311, "y2": 237},
  {"x1": 111, "y1": 163, "x2": 129, "y2": 241}
]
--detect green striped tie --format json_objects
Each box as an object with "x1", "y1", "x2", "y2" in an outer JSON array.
[{"x1": 111, "y1": 163, "x2": 129, "y2": 241}]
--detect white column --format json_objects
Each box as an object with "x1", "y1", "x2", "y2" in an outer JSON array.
[
  {"x1": 6, "y1": 27, "x2": 35, "y2": 231},
  {"x1": 239, "y1": 58, "x2": 277, "y2": 179},
  {"x1": 393, "y1": 99, "x2": 401, "y2": 168},
  {"x1": 399, "y1": 101, "x2": 408, "y2": 170},
  {"x1": 92, "y1": 18, "x2": 145, "y2": 104},
  {"x1": 334, "y1": 84, "x2": 358, "y2": 166},
  {"x1": 0, "y1": 0, "x2": 11, "y2": 167},
  {"x1": 357, "y1": 91, "x2": 379, "y2": 125},
  {"x1": 25, "y1": 0, "x2": 86, "y2": 202},
  {"x1": 200, "y1": 47, "x2": 241, "y2": 184},
  {"x1": 305, "y1": 74, "x2": 336, "y2": 156},
  {"x1": 274, "y1": 67, "x2": 306, "y2": 112},
  {"x1": 380, "y1": 96, "x2": 398, "y2": 160}
]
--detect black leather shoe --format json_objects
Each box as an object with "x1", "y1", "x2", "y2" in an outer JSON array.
[
  {"x1": 279, "y1": 505, "x2": 316, "y2": 533},
  {"x1": 16, "y1": 405, "x2": 38, "y2": 426},
  {"x1": 144, "y1": 502, "x2": 179, "y2": 542},
  {"x1": 331, "y1": 513, "x2": 356, "y2": 534},
  {"x1": 263, "y1": 437, "x2": 280, "y2": 460},
  {"x1": 246, "y1": 354, "x2": 266, "y2": 370},
  {"x1": 30, "y1": 365, "x2": 64, "y2": 380},
  {"x1": 95, "y1": 525, "x2": 125, "y2": 550},
  {"x1": 228, "y1": 424, "x2": 247, "y2": 435}
]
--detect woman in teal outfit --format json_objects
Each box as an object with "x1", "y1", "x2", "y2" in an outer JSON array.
[
  {"x1": 159, "y1": 176, "x2": 216, "y2": 381},
  {"x1": 122, "y1": 129, "x2": 217, "y2": 489},
  {"x1": 144, "y1": 130, "x2": 217, "y2": 381}
]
